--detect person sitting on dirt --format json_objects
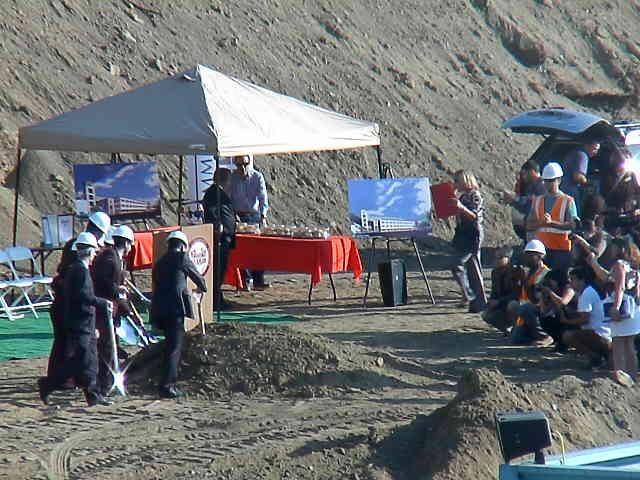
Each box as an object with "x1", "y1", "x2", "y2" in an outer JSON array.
[
  {"x1": 502, "y1": 160, "x2": 545, "y2": 242},
  {"x1": 562, "y1": 267, "x2": 611, "y2": 370},
  {"x1": 537, "y1": 269, "x2": 579, "y2": 352},
  {"x1": 600, "y1": 147, "x2": 640, "y2": 235},
  {"x1": 151, "y1": 231, "x2": 207, "y2": 399},
  {"x1": 560, "y1": 141, "x2": 600, "y2": 216},
  {"x1": 482, "y1": 247, "x2": 523, "y2": 334},
  {"x1": 526, "y1": 162, "x2": 579, "y2": 273},
  {"x1": 585, "y1": 236, "x2": 640, "y2": 379},
  {"x1": 507, "y1": 240, "x2": 554, "y2": 346}
]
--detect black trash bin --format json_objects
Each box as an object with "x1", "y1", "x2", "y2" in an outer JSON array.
[{"x1": 378, "y1": 259, "x2": 407, "y2": 307}]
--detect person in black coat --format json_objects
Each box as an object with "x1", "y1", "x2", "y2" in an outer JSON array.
[
  {"x1": 48, "y1": 211, "x2": 111, "y2": 383},
  {"x1": 202, "y1": 168, "x2": 236, "y2": 309},
  {"x1": 38, "y1": 233, "x2": 112, "y2": 407},
  {"x1": 92, "y1": 225, "x2": 134, "y2": 394},
  {"x1": 151, "y1": 230, "x2": 207, "y2": 399}
]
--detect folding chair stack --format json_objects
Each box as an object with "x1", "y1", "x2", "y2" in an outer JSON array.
[{"x1": 0, "y1": 246, "x2": 54, "y2": 321}]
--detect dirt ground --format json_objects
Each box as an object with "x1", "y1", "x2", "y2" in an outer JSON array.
[{"x1": 2, "y1": 264, "x2": 640, "y2": 480}]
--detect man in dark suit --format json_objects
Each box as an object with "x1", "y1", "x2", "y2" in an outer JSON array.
[
  {"x1": 48, "y1": 211, "x2": 111, "y2": 383},
  {"x1": 202, "y1": 168, "x2": 236, "y2": 309},
  {"x1": 38, "y1": 233, "x2": 112, "y2": 407},
  {"x1": 92, "y1": 225, "x2": 135, "y2": 394},
  {"x1": 151, "y1": 230, "x2": 207, "y2": 399}
]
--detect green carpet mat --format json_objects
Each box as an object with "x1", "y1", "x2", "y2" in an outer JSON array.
[{"x1": 0, "y1": 310, "x2": 298, "y2": 362}]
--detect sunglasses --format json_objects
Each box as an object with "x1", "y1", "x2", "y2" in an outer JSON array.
[{"x1": 235, "y1": 161, "x2": 250, "y2": 167}]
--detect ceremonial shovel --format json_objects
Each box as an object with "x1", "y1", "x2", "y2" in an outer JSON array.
[{"x1": 105, "y1": 302, "x2": 128, "y2": 396}]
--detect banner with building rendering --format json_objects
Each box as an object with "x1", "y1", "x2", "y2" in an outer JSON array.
[
  {"x1": 73, "y1": 162, "x2": 161, "y2": 220},
  {"x1": 348, "y1": 177, "x2": 432, "y2": 238}
]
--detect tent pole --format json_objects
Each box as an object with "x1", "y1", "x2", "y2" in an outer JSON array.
[
  {"x1": 376, "y1": 145, "x2": 384, "y2": 179},
  {"x1": 215, "y1": 155, "x2": 222, "y2": 323},
  {"x1": 178, "y1": 155, "x2": 184, "y2": 226},
  {"x1": 12, "y1": 148, "x2": 22, "y2": 246}
]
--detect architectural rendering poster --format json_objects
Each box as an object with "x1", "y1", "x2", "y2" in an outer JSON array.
[
  {"x1": 73, "y1": 162, "x2": 161, "y2": 220},
  {"x1": 348, "y1": 177, "x2": 432, "y2": 237}
]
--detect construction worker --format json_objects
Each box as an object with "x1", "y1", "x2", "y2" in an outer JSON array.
[
  {"x1": 48, "y1": 211, "x2": 111, "y2": 383},
  {"x1": 92, "y1": 225, "x2": 135, "y2": 394},
  {"x1": 151, "y1": 231, "x2": 207, "y2": 399},
  {"x1": 38, "y1": 233, "x2": 112, "y2": 407},
  {"x1": 526, "y1": 162, "x2": 578, "y2": 273},
  {"x1": 507, "y1": 240, "x2": 554, "y2": 346}
]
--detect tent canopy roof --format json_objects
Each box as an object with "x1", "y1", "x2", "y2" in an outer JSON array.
[{"x1": 18, "y1": 64, "x2": 380, "y2": 157}]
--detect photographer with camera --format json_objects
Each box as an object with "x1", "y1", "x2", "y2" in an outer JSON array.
[
  {"x1": 507, "y1": 240, "x2": 554, "y2": 347},
  {"x1": 537, "y1": 269, "x2": 579, "y2": 352},
  {"x1": 482, "y1": 247, "x2": 524, "y2": 335}
]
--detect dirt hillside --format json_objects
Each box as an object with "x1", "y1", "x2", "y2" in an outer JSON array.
[{"x1": 2, "y1": 0, "x2": 640, "y2": 245}]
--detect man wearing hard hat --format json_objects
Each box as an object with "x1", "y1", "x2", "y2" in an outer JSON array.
[
  {"x1": 151, "y1": 230, "x2": 207, "y2": 399},
  {"x1": 507, "y1": 239, "x2": 554, "y2": 346},
  {"x1": 38, "y1": 232, "x2": 113, "y2": 406},
  {"x1": 92, "y1": 225, "x2": 135, "y2": 394},
  {"x1": 526, "y1": 162, "x2": 578, "y2": 273},
  {"x1": 47, "y1": 211, "x2": 112, "y2": 383}
]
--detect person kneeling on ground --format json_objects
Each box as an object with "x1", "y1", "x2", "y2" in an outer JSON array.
[
  {"x1": 537, "y1": 269, "x2": 579, "y2": 352},
  {"x1": 38, "y1": 233, "x2": 113, "y2": 407},
  {"x1": 562, "y1": 267, "x2": 612, "y2": 370},
  {"x1": 507, "y1": 240, "x2": 554, "y2": 347},
  {"x1": 482, "y1": 247, "x2": 523, "y2": 334},
  {"x1": 151, "y1": 230, "x2": 207, "y2": 399}
]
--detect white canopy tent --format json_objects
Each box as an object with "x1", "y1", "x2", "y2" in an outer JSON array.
[{"x1": 13, "y1": 64, "x2": 381, "y2": 244}]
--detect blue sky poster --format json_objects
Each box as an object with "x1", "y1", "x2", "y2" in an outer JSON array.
[
  {"x1": 348, "y1": 177, "x2": 432, "y2": 237},
  {"x1": 73, "y1": 162, "x2": 161, "y2": 220}
]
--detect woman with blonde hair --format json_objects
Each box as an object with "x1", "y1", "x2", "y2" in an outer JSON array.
[{"x1": 451, "y1": 170, "x2": 487, "y2": 312}]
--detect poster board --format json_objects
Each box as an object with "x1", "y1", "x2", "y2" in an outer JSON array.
[
  {"x1": 430, "y1": 182, "x2": 458, "y2": 219},
  {"x1": 348, "y1": 177, "x2": 432, "y2": 237},
  {"x1": 73, "y1": 162, "x2": 162, "y2": 220},
  {"x1": 152, "y1": 224, "x2": 214, "y2": 331}
]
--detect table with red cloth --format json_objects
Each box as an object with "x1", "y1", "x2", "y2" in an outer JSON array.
[
  {"x1": 224, "y1": 234, "x2": 363, "y2": 303},
  {"x1": 129, "y1": 226, "x2": 177, "y2": 271}
]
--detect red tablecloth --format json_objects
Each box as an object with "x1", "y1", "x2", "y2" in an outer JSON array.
[
  {"x1": 129, "y1": 227, "x2": 178, "y2": 271},
  {"x1": 224, "y1": 234, "x2": 363, "y2": 288}
]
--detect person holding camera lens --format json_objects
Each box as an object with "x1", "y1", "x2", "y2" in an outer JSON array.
[
  {"x1": 537, "y1": 270, "x2": 579, "y2": 352},
  {"x1": 507, "y1": 240, "x2": 554, "y2": 346},
  {"x1": 482, "y1": 247, "x2": 523, "y2": 334}
]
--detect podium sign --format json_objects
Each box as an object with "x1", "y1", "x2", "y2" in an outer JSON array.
[{"x1": 152, "y1": 224, "x2": 214, "y2": 331}]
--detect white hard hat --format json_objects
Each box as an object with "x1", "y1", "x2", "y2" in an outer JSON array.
[
  {"x1": 88, "y1": 211, "x2": 111, "y2": 233},
  {"x1": 524, "y1": 239, "x2": 546, "y2": 256},
  {"x1": 541, "y1": 162, "x2": 563, "y2": 180},
  {"x1": 167, "y1": 230, "x2": 188, "y2": 247},
  {"x1": 112, "y1": 225, "x2": 135, "y2": 243},
  {"x1": 73, "y1": 231, "x2": 99, "y2": 251},
  {"x1": 103, "y1": 225, "x2": 117, "y2": 246}
]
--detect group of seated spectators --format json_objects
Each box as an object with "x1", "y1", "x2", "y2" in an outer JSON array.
[{"x1": 482, "y1": 142, "x2": 640, "y2": 384}]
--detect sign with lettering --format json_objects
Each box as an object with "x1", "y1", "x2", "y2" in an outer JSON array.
[{"x1": 188, "y1": 237, "x2": 211, "y2": 275}]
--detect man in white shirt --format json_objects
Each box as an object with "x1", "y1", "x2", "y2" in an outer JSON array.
[{"x1": 562, "y1": 267, "x2": 611, "y2": 368}]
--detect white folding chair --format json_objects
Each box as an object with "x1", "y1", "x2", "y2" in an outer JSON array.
[
  {"x1": 5, "y1": 246, "x2": 54, "y2": 308},
  {"x1": 0, "y1": 250, "x2": 38, "y2": 319}
]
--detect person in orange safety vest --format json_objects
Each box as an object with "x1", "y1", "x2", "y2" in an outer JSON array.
[{"x1": 526, "y1": 162, "x2": 579, "y2": 274}]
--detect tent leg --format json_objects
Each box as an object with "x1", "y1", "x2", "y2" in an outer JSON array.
[
  {"x1": 178, "y1": 155, "x2": 184, "y2": 226},
  {"x1": 376, "y1": 145, "x2": 384, "y2": 179},
  {"x1": 214, "y1": 155, "x2": 222, "y2": 323},
  {"x1": 12, "y1": 148, "x2": 22, "y2": 246}
]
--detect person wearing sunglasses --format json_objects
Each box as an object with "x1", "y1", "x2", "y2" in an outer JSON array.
[{"x1": 229, "y1": 155, "x2": 270, "y2": 290}]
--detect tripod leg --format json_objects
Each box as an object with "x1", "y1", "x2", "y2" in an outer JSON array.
[
  {"x1": 362, "y1": 238, "x2": 377, "y2": 308},
  {"x1": 308, "y1": 277, "x2": 313, "y2": 306},
  {"x1": 412, "y1": 238, "x2": 435, "y2": 305},
  {"x1": 329, "y1": 273, "x2": 337, "y2": 302}
]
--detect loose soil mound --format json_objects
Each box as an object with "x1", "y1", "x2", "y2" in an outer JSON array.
[
  {"x1": 128, "y1": 323, "x2": 403, "y2": 398},
  {"x1": 405, "y1": 369, "x2": 640, "y2": 480}
]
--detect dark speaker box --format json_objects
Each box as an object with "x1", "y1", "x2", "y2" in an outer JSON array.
[
  {"x1": 495, "y1": 411, "x2": 552, "y2": 463},
  {"x1": 377, "y1": 259, "x2": 407, "y2": 307}
]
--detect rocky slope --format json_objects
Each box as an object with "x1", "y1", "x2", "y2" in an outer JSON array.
[{"x1": 1, "y1": 0, "x2": 639, "y2": 246}]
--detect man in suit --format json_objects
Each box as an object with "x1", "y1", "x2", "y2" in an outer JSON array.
[
  {"x1": 202, "y1": 168, "x2": 236, "y2": 309},
  {"x1": 38, "y1": 233, "x2": 112, "y2": 407},
  {"x1": 48, "y1": 211, "x2": 111, "y2": 383},
  {"x1": 151, "y1": 231, "x2": 207, "y2": 399},
  {"x1": 92, "y1": 225, "x2": 135, "y2": 394}
]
